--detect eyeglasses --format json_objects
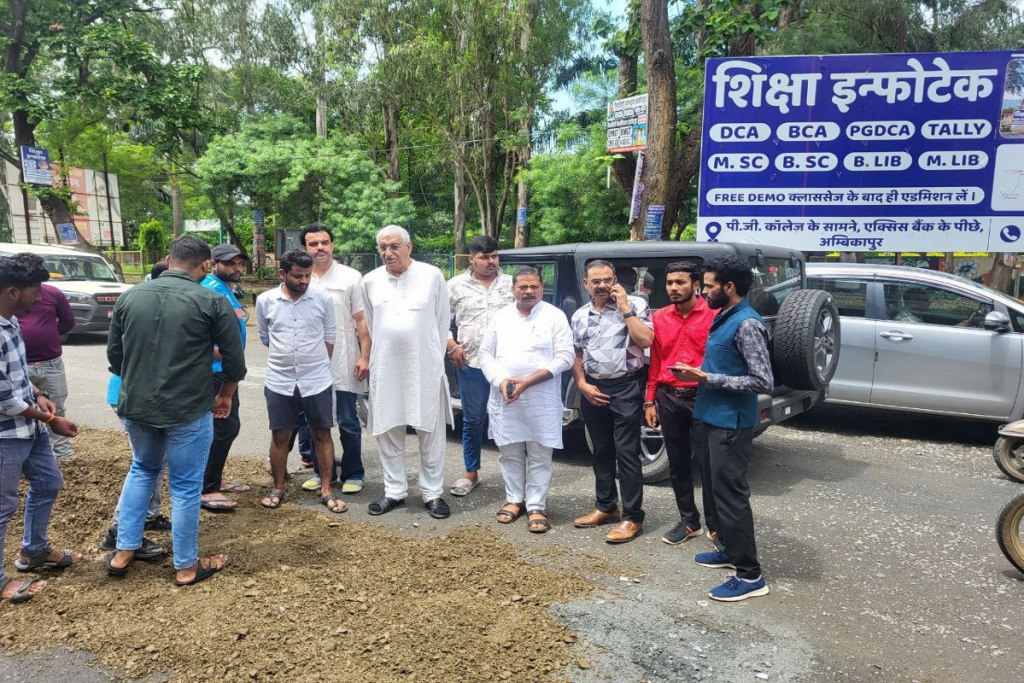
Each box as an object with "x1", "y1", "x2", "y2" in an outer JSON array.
[
  {"x1": 377, "y1": 242, "x2": 404, "y2": 254},
  {"x1": 589, "y1": 277, "x2": 616, "y2": 286}
]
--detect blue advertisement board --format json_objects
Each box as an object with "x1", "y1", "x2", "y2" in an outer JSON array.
[
  {"x1": 19, "y1": 146, "x2": 51, "y2": 186},
  {"x1": 698, "y1": 51, "x2": 1024, "y2": 251}
]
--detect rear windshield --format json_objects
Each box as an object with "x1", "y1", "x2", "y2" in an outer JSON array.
[{"x1": 749, "y1": 257, "x2": 803, "y2": 317}]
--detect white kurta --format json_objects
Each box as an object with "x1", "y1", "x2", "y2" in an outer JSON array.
[
  {"x1": 310, "y1": 262, "x2": 367, "y2": 394},
  {"x1": 478, "y1": 301, "x2": 575, "y2": 449},
  {"x1": 362, "y1": 260, "x2": 452, "y2": 435}
]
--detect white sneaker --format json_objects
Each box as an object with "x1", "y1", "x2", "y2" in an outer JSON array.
[{"x1": 301, "y1": 475, "x2": 321, "y2": 491}]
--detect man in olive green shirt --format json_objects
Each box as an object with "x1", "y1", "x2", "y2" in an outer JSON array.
[{"x1": 105, "y1": 236, "x2": 246, "y2": 587}]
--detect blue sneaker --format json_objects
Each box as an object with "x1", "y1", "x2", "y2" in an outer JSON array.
[
  {"x1": 694, "y1": 550, "x2": 736, "y2": 569},
  {"x1": 708, "y1": 575, "x2": 769, "y2": 602}
]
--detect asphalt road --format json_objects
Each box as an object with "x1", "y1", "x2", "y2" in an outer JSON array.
[{"x1": 3, "y1": 330, "x2": 1023, "y2": 682}]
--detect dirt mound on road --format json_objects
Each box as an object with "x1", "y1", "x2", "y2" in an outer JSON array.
[{"x1": 2, "y1": 428, "x2": 592, "y2": 682}]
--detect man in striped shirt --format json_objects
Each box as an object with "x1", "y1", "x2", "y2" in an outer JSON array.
[{"x1": 0, "y1": 253, "x2": 81, "y2": 604}]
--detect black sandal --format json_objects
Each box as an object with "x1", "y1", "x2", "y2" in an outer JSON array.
[
  {"x1": 173, "y1": 555, "x2": 232, "y2": 587},
  {"x1": 260, "y1": 488, "x2": 285, "y2": 509},
  {"x1": 105, "y1": 551, "x2": 133, "y2": 577},
  {"x1": 367, "y1": 496, "x2": 405, "y2": 515},
  {"x1": 320, "y1": 493, "x2": 348, "y2": 514},
  {"x1": 15, "y1": 547, "x2": 78, "y2": 572},
  {"x1": 496, "y1": 502, "x2": 526, "y2": 524},
  {"x1": 527, "y1": 510, "x2": 551, "y2": 533}
]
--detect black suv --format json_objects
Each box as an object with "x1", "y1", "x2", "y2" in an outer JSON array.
[{"x1": 447, "y1": 241, "x2": 840, "y2": 482}]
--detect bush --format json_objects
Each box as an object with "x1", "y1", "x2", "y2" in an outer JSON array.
[{"x1": 138, "y1": 219, "x2": 167, "y2": 263}]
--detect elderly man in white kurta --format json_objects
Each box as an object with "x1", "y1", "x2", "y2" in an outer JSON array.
[
  {"x1": 362, "y1": 225, "x2": 453, "y2": 519},
  {"x1": 479, "y1": 266, "x2": 574, "y2": 534}
]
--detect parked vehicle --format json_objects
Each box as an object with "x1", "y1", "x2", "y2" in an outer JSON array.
[
  {"x1": 997, "y1": 489, "x2": 1024, "y2": 573},
  {"x1": 806, "y1": 262, "x2": 1024, "y2": 422},
  {"x1": 447, "y1": 241, "x2": 841, "y2": 483},
  {"x1": 0, "y1": 242, "x2": 131, "y2": 333}
]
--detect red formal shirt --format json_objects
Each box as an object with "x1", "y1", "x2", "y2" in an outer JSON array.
[{"x1": 645, "y1": 297, "x2": 715, "y2": 402}]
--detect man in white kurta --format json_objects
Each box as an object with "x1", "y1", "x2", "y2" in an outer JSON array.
[
  {"x1": 361, "y1": 225, "x2": 453, "y2": 519},
  {"x1": 478, "y1": 267, "x2": 574, "y2": 533}
]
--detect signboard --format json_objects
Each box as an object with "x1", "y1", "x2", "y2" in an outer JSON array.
[
  {"x1": 19, "y1": 146, "x2": 51, "y2": 185},
  {"x1": 698, "y1": 50, "x2": 1024, "y2": 252},
  {"x1": 184, "y1": 219, "x2": 220, "y2": 232},
  {"x1": 516, "y1": 207, "x2": 527, "y2": 227},
  {"x1": 56, "y1": 223, "x2": 77, "y2": 244},
  {"x1": 629, "y1": 152, "x2": 645, "y2": 224},
  {"x1": 607, "y1": 94, "x2": 649, "y2": 153},
  {"x1": 644, "y1": 205, "x2": 665, "y2": 240}
]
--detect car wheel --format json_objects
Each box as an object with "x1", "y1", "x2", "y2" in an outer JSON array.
[
  {"x1": 772, "y1": 289, "x2": 841, "y2": 391},
  {"x1": 584, "y1": 423, "x2": 671, "y2": 484},
  {"x1": 994, "y1": 435, "x2": 1024, "y2": 483}
]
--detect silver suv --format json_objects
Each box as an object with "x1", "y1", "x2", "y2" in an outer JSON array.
[{"x1": 807, "y1": 262, "x2": 1023, "y2": 421}]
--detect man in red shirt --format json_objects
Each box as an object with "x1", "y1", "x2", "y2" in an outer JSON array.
[
  {"x1": 18, "y1": 284, "x2": 75, "y2": 459},
  {"x1": 644, "y1": 262, "x2": 715, "y2": 545}
]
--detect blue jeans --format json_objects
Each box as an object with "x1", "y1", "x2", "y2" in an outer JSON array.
[
  {"x1": 119, "y1": 414, "x2": 213, "y2": 570},
  {"x1": 456, "y1": 366, "x2": 490, "y2": 473},
  {"x1": 298, "y1": 390, "x2": 364, "y2": 481},
  {"x1": 0, "y1": 430, "x2": 63, "y2": 584}
]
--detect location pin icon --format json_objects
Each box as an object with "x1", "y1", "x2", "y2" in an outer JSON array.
[{"x1": 705, "y1": 221, "x2": 722, "y2": 242}]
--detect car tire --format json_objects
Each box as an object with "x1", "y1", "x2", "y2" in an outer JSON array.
[
  {"x1": 772, "y1": 289, "x2": 840, "y2": 391},
  {"x1": 584, "y1": 424, "x2": 671, "y2": 484},
  {"x1": 994, "y1": 435, "x2": 1024, "y2": 483}
]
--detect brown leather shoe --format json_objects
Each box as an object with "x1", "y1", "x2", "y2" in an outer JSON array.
[
  {"x1": 573, "y1": 508, "x2": 621, "y2": 528},
  {"x1": 605, "y1": 520, "x2": 643, "y2": 544}
]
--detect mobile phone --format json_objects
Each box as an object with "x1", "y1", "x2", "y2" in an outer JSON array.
[{"x1": 505, "y1": 381, "x2": 516, "y2": 396}]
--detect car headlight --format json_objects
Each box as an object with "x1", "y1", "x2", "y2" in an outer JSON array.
[{"x1": 63, "y1": 291, "x2": 93, "y2": 305}]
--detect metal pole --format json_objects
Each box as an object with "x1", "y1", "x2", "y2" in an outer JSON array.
[
  {"x1": 102, "y1": 152, "x2": 115, "y2": 249},
  {"x1": 20, "y1": 180, "x2": 31, "y2": 245}
]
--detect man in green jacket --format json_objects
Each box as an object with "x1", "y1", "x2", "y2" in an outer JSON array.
[{"x1": 105, "y1": 236, "x2": 246, "y2": 587}]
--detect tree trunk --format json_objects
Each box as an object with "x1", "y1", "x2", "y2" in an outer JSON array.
[
  {"x1": 988, "y1": 255, "x2": 1014, "y2": 293},
  {"x1": 383, "y1": 100, "x2": 400, "y2": 183},
  {"x1": 171, "y1": 177, "x2": 184, "y2": 237},
  {"x1": 453, "y1": 159, "x2": 468, "y2": 255},
  {"x1": 943, "y1": 252, "x2": 955, "y2": 274},
  {"x1": 637, "y1": 0, "x2": 678, "y2": 241},
  {"x1": 514, "y1": 0, "x2": 540, "y2": 249},
  {"x1": 515, "y1": 151, "x2": 530, "y2": 248},
  {"x1": 316, "y1": 95, "x2": 328, "y2": 140}
]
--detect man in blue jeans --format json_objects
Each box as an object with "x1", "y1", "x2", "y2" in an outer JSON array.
[
  {"x1": 0, "y1": 253, "x2": 82, "y2": 604},
  {"x1": 446, "y1": 236, "x2": 514, "y2": 496},
  {"x1": 106, "y1": 236, "x2": 246, "y2": 587}
]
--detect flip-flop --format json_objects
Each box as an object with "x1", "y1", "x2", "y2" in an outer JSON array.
[
  {"x1": 105, "y1": 551, "x2": 133, "y2": 577},
  {"x1": 201, "y1": 496, "x2": 238, "y2": 513},
  {"x1": 0, "y1": 577, "x2": 44, "y2": 603},
  {"x1": 320, "y1": 493, "x2": 348, "y2": 514},
  {"x1": 260, "y1": 488, "x2": 285, "y2": 509},
  {"x1": 218, "y1": 482, "x2": 251, "y2": 493},
  {"x1": 173, "y1": 555, "x2": 233, "y2": 587},
  {"x1": 449, "y1": 477, "x2": 479, "y2": 496}
]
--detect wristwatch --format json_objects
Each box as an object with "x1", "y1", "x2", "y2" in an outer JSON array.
[
  {"x1": 643, "y1": 401, "x2": 655, "y2": 408},
  {"x1": 622, "y1": 310, "x2": 637, "y2": 319},
  {"x1": 34, "y1": 391, "x2": 50, "y2": 400}
]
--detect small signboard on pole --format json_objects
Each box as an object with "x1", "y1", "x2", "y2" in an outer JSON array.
[
  {"x1": 19, "y1": 146, "x2": 51, "y2": 185},
  {"x1": 56, "y1": 223, "x2": 78, "y2": 245},
  {"x1": 644, "y1": 205, "x2": 665, "y2": 240},
  {"x1": 607, "y1": 94, "x2": 649, "y2": 153}
]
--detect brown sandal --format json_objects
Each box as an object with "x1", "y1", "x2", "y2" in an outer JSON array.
[
  {"x1": 527, "y1": 510, "x2": 551, "y2": 533},
  {"x1": 496, "y1": 502, "x2": 525, "y2": 524},
  {"x1": 260, "y1": 488, "x2": 285, "y2": 509}
]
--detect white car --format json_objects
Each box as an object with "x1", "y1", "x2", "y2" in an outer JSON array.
[
  {"x1": 807, "y1": 262, "x2": 1023, "y2": 421},
  {"x1": 0, "y1": 242, "x2": 132, "y2": 333}
]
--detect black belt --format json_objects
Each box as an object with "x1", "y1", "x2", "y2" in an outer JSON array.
[
  {"x1": 587, "y1": 368, "x2": 644, "y2": 383},
  {"x1": 658, "y1": 385, "x2": 698, "y2": 398}
]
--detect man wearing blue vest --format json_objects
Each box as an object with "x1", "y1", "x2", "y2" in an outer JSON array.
[
  {"x1": 198, "y1": 244, "x2": 250, "y2": 512},
  {"x1": 672, "y1": 256, "x2": 771, "y2": 602}
]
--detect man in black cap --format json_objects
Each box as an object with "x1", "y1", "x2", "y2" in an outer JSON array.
[{"x1": 198, "y1": 244, "x2": 250, "y2": 511}]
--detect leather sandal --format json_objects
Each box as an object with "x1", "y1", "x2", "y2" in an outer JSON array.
[
  {"x1": 367, "y1": 496, "x2": 405, "y2": 516},
  {"x1": 527, "y1": 510, "x2": 551, "y2": 533},
  {"x1": 496, "y1": 502, "x2": 526, "y2": 524}
]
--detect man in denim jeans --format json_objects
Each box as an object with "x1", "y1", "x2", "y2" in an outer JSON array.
[
  {"x1": 18, "y1": 283, "x2": 75, "y2": 459},
  {"x1": 0, "y1": 253, "x2": 81, "y2": 604},
  {"x1": 106, "y1": 236, "x2": 246, "y2": 587},
  {"x1": 446, "y1": 236, "x2": 514, "y2": 496}
]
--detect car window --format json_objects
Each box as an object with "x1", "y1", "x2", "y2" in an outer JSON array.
[
  {"x1": 808, "y1": 277, "x2": 868, "y2": 317},
  {"x1": 882, "y1": 282, "x2": 992, "y2": 328},
  {"x1": 501, "y1": 262, "x2": 557, "y2": 304},
  {"x1": 749, "y1": 257, "x2": 802, "y2": 318}
]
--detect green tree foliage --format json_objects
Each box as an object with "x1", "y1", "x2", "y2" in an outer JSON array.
[{"x1": 138, "y1": 219, "x2": 167, "y2": 259}]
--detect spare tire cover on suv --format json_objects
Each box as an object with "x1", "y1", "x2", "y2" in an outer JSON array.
[{"x1": 770, "y1": 289, "x2": 840, "y2": 392}]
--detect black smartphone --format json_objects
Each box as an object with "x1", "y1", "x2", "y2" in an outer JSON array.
[{"x1": 505, "y1": 381, "x2": 516, "y2": 396}]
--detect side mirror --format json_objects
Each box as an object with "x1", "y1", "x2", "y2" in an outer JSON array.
[
  {"x1": 560, "y1": 296, "x2": 578, "y2": 321},
  {"x1": 984, "y1": 310, "x2": 1011, "y2": 333}
]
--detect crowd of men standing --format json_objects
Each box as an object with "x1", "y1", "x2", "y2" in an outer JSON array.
[{"x1": 0, "y1": 225, "x2": 771, "y2": 604}]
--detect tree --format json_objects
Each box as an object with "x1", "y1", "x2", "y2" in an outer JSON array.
[
  {"x1": 138, "y1": 218, "x2": 167, "y2": 263},
  {"x1": 0, "y1": 1, "x2": 206, "y2": 251}
]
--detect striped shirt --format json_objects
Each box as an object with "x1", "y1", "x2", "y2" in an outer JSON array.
[
  {"x1": 0, "y1": 314, "x2": 41, "y2": 438},
  {"x1": 571, "y1": 296, "x2": 652, "y2": 379}
]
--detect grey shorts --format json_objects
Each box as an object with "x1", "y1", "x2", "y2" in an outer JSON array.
[{"x1": 264, "y1": 387, "x2": 334, "y2": 431}]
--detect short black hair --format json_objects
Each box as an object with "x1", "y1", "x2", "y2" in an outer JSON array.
[
  {"x1": 704, "y1": 256, "x2": 753, "y2": 297},
  {"x1": 279, "y1": 249, "x2": 313, "y2": 273},
  {"x1": 301, "y1": 223, "x2": 333, "y2": 247},
  {"x1": 0, "y1": 253, "x2": 50, "y2": 289},
  {"x1": 149, "y1": 262, "x2": 168, "y2": 279},
  {"x1": 584, "y1": 259, "x2": 614, "y2": 277},
  {"x1": 468, "y1": 235, "x2": 498, "y2": 254},
  {"x1": 666, "y1": 261, "x2": 701, "y2": 283},
  {"x1": 168, "y1": 235, "x2": 212, "y2": 268},
  {"x1": 512, "y1": 265, "x2": 543, "y2": 285}
]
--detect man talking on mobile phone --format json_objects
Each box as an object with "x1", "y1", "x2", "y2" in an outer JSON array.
[{"x1": 570, "y1": 260, "x2": 653, "y2": 544}]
